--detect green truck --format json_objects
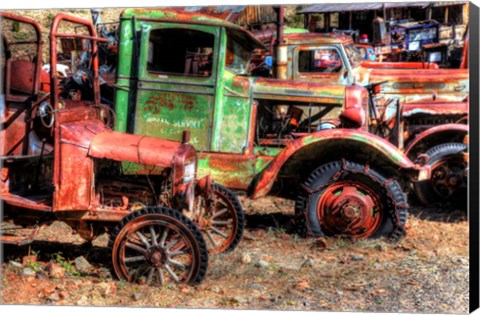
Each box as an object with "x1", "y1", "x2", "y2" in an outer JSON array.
[{"x1": 104, "y1": 8, "x2": 431, "y2": 241}]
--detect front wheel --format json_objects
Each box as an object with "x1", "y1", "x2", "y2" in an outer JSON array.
[
  {"x1": 295, "y1": 160, "x2": 408, "y2": 241},
  {"x1": 414, "y1": 142, "x2": 467, "y2": 209},
  {"x1": 109, "y1": 206, "x2": 208, "y2": 286}
]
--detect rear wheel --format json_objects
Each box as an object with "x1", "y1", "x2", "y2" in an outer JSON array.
[
  {"x1": 188, "y1": 183, "x2": 245, "y2": 255},
  {"x1": 414, "y1": 143, "x2": 467, "y2": 209},
  {"x1": 295, "y1": 160, "x2": 408, "y2": 241},
  {"x1": 109, "y1": 206, "x2": 208, "y2": 286}
]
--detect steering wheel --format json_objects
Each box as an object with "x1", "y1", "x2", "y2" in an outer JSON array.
[{"x1": 38, "y1": 101, "x2": 55, "y2": 128}]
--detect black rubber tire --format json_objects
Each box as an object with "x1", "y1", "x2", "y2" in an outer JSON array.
[
  {"x1": 295, "y1": 160, "x2": 408, "y2": 242},
  {"x1": 210, "y1": 183, "x2": 245, "y2": 254},
  {"x1": 414, "y1": 142, "x2": 467, "y2": 208},
  {"x1": 108, "y1": 206, "x2": 208, "y2": 285}
]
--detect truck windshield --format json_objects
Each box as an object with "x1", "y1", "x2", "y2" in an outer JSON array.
[
  {"x1": 344, "y1": 44, "x2": 363, "y2": 68},
  {"x1": 408, "y1": 28, "x2": 437, "y2": 42},
  {"x1": 226, "y1": 35, "x2": 251, "y2": 75}
]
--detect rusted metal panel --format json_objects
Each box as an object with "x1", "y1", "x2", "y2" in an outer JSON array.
[
  {"x1": 403, "y1": 101, "x2": 469, "y2": 117},
  {"x1": 252, "y1": 128, "x2": 422, "y2": 199},
  {"x1": 0, "y1": 12, "x2": 42, "y2": 97},
  {"x1": 197, "y1": 152, "x2": 255, "y2": 190},
  {"x1": 361, "y1": 61, "x2": 440, "y2": 69},
  {"x1": 0, "y1": 192, "x2": 52, "y2": 212},
  {"x1": 369, "y1": 69, "x2": 469, "y2": 94},
  {"x1": 253, "y1": 77, "x2": 345, "y2": 104},
  {"x1": 89, "y1": 129, "x2": 183, "y2": 168}
]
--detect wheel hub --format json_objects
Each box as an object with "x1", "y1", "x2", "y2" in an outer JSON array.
[
  {"x1": 146, "y1": 247, "x2": 167, "y2": 267},
  {"x1": 341, "y1": 204, "x2": 360, "y2": 221},
  {"x1": 318, "y1": 181, "x2": 381, "y2": 238}
]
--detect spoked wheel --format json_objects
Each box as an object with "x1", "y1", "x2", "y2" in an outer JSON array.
[
  {"x1": 189, "y1": 183, "x2": 245, "y2": 255},
  {"x1": 109, "y1": 206, "x2": 208, "y2": 286},
  {"x1": 295, "y1": 160, "x2": 408, "y2": 241},
  {"x1": 414, "y1": 143, "x2": 467, "y2": 209}
]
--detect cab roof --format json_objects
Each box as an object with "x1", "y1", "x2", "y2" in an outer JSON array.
[
  {"x1": 121, "y1": 8, "x2": 264, "y2": 49},
  {"x1": 284, "y1": 32, "x2": 354, "y2": 46}
]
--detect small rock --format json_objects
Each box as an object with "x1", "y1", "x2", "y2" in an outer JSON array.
[
  {"x1": 294, "y1": 280, "x2": 310, "y2": 290},
  {"x1": 47, "y1": 292, "x2": 61, "y2": 301},
  {"x1": 98, "y1": 267, "x2": 112, "y2": 279},
  {"x1": 247, "y1": 284, "x2": 264, "y2": 291},
  {"x1": 74, "y1": 256, "x2": 92, "y2": 272},
  {"x1": 36, "y1": 271, "x2": 48, "y2": 280},
  {"x1": 256, "y1": 260, "x2": 270, "y2": 269},
  {"x1": 375, "y1": 244, "x2": 384, "y2": 251},
  {"x1": 22, "y1": 268, "x2": 36, "y2": 277},
  {"x1": 351, "y1": 254, "x2": 364, "y2": 261},
  {"x1": 241, "y1": 253, "x2": 252, "y2": 264},
  {"x1": 59, "y1": 290, "x2": 69, "y2": 299},
  {"x1": 301, "y1": 258, "x2": 314, "y2": 268},
  {"x1": 278, "y1": 233, "x2": 291, "y2": 241},
  {"x1": 76, "y1": 296, "x2": 89, "y2": 306},
  {"x1": 132, "y1": 292, "x2": 142, "y2": 301},
  {"x1": 456, "y1": 257, "x2": 468, "y2": 264},
  {"x1": 97, "y1": 282, "x2": 113, "y2": 297},
  {"x1": 47, "y1": 263, "x2": 65, "y2": 279},
  {"x1": 211, "y1": 286, "x2": 224, "y2": 294},
  {"x1": 231, "y1": 296, "x2": 246, "y2": 304},
  {"x1": 9, "y1": 261, "x2": 23, "y2": 269}
]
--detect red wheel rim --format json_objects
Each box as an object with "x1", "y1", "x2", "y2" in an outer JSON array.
[{"x1": 317, "y1": 180, "x2": 383, "y2": 238}]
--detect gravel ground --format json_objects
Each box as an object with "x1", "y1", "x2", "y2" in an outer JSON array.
[{"x1": 0, "y1": 196, "x2": 469, "y2": 313}]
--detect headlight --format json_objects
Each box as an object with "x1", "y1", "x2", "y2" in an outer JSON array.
[{"x1": 184, "y1": 162, "x2": 195, "y2": 183}]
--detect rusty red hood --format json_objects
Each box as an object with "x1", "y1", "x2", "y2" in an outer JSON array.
[
  {"x1": 60, "y1": 120, "x2": 185, "y2": 168},
  {"x1": 354, "y1": 67, "x2": 469, "y2": 99}
]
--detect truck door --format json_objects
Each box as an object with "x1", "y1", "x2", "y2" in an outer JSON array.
[
  {"x1": 293, "y1": 46, "x2": 350, "y2": 85},
  {"x1": 133, "y1": 24, "x2": 220, "y2": 151}
]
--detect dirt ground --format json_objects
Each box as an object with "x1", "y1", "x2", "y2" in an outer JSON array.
[{"x1": 0, "y1": 196, "x2": 469, "y2": 313}]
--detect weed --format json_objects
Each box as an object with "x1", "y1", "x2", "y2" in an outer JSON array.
[
  {"x1": 118, "y1": 280, "x2": 127, "y2": 289},
  {"x1": 46, "y1": 13, "x2": 55, "y2": 25},
  {"x1": 53, "y1": 252, "x2": 80, "y2": 277},
  {"x1": 336, "y1": 239, "x2": 350, "y2": 248},
  {"x1": 25, "y1": 260, "x2": 42, "y2": 272}
]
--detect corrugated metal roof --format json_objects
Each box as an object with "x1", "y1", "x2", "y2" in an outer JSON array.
[
  {"x1": 433, "y1": 1, "x2": 468, "y2": 6},
  {"x1": 184, "y1": 6, "x2": 247, "y2": 14},
  {"x1": 298, "y1": 2, "x2": 433, "y2": 14}
]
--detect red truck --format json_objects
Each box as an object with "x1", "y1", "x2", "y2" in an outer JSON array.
[{"x1": 253, "y1": 26, "x2": 468, "y2": 208}]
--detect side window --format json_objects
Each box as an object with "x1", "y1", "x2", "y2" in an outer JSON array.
[
  {"x1": 147, "y1": 29, "x2": 214, "y2": 77},
  {"x1": 298, "y1": 48, "x2": 342, "y2": 73}
]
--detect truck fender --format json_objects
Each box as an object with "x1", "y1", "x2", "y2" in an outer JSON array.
[
  {"x1": 404, "y1": 124, "x2": 469, "y2": 159},
  {"x1": 251, "y1": 129, "x2": 422, "y2": 199}
]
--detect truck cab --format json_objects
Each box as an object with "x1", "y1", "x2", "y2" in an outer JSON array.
[{"x1": 272, "y1": 32, "x2": 469, "y2": 105}]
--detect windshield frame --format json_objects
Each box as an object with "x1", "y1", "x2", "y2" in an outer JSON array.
[
  {"x1": 343, "y1": 43, "x2": 363, "y2": 68},
  {"x1": 225, "y1": 33, "x2": 252, "y2": 75}
]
